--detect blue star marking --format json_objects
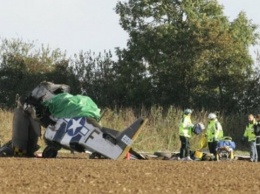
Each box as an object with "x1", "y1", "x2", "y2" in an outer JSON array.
[{"x1": 67, "y1": 117, "x2": 86, "y2": 136}]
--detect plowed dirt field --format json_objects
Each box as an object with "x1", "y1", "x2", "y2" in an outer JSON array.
[{"x1": 0, "y1": 153, "x2": 259, "y2": 194}]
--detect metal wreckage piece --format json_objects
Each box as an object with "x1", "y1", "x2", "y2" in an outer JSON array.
[
  {"x1": 0, "y1": 94, "x2": 41, "y2": 157},
  {"x1": 24, "y1": 81, "x2": 147, "y2": 160}
]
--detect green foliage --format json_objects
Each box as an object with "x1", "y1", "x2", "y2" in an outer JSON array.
[
  {"x1": 0, "y1": 38, "x2": 80, "y2": 108},
  {"x1": 115, "y1": 0, "x2": 260, "y2": 112},
  {"x1": 0, "y1": 0, "x2": 260, "y2": 114},
  {"x1": 71, "y1": 50, "x2": 131, "y2": 107},
  {"x1": 0, "y1": 38, "x2": 66, "y2": 73}
]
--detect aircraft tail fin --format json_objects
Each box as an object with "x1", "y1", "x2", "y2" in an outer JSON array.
[{"x1": 115, "y1": 118, "x2": 147, "y2": 160}]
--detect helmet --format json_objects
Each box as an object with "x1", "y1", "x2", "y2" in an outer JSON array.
[
  {"x1": 184, "y1": 109, "x2": 192, "y2": 115},
  {"x1": 208, "y1": 113, "x2": 217, "y2": 119}
]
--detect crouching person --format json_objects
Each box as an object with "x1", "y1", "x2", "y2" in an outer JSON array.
[
  {"x1": 216, "y1": 136, "x2": 236, "y2": 161},
  {"x1": 0, "y1": 97, "x2": 41, "y2": 157}
]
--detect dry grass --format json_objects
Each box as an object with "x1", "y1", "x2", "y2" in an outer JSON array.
[
  {"x1": 0, "y1": 109, "x2": 13, "y2": 145},
  {"x1": 0, "y1": 107, "x2": 248, "y2": 152}
]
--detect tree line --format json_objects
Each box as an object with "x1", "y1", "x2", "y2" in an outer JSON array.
[{"x1": 0, "y1": 0, "x2": 260, "y2": 114}]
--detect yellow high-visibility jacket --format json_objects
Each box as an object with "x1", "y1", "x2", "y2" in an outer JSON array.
[
  {"x1": 179, "y1": 115, "x2": 194, "y2": 138},
  {"x1": 206, "y1": 119, "x2": 223, "y2": 142},
  {"x1": 243, "y1": 119, "x2": 256, "y2": 142}
]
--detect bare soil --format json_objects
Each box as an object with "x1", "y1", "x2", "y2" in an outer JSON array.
[{"x1": 0, "y1": 153, "x2": 259, "y2": 194}]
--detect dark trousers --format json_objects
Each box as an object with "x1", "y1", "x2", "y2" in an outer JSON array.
[
  {"x1": 179, "y1": 136, "x2": 190, "y2": 158},
  {"x1": 256, "y1": 138, "x2": 260, "y2": 161},
  {"x1": 255, "y1": 133, "x2": 260, "y2": 161},
  {"x1": 257, "y1": 147, "x2": 260, "y2": 162},
  {"x1": 208, "y1": 141, "x2": 218, "y2": 156}
]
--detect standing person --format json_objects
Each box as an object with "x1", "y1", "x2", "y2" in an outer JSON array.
[
  {"x1": 254, "y1": 114, "x2": 260, "y2": 161},
  {"x1": 206, "y1": 113, "x2": 223, "y2": 159},
  {"x1": 243, "y1": 114, "x2": 257, "y2": 162},
  {"x1": 179, "y1": 109, "x2": 194, "y2": 161}
]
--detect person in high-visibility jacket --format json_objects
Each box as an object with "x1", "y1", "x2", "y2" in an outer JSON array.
[
  {"x1": 243, "y1": 114, "x2": 257, "y2": 162},
  {"x1": 179, "y1": 109, "x2": 194, "y2": 160},
  {"x1": 206, "y1": 113, "x2": 223, "y2": 158}
]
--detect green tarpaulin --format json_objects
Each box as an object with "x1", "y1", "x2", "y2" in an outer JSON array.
[{"x1": 42, "y1": 93, "x2": 101, "y2": 120}]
